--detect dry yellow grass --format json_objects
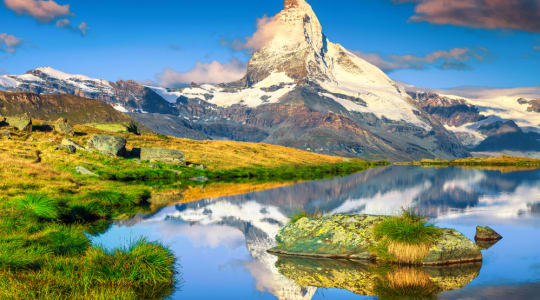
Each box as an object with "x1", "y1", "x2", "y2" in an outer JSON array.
[
  {"x1": 387, "y1": 241, "x2": 431, "y2": 264},
  {"x1": 385, "y1": 267, "x2": 434, "y2": 290}
]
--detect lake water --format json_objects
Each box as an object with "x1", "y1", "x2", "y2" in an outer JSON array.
[{"x1": 91, "y1": 166, "x2": 540, "y2": 300}]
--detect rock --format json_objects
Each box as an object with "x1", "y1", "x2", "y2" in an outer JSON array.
[
  {"x1": 190, "y1": 176, "x2": 208, "y2": 182},
  {"x1": 269, "y1": 214, "x2": 482, "y2": 265},
  {"x1": 275, "y1": 256, "x2": 481, "y2": 297},
  {"x1": 75, "y1": 166, "x2": 98, "y2": 176},
  {"x1": 86, "y1": 134, "x2": 127, "y2": 156},
  {"x1": 0, "y1": 130, "x2": 13, "y2": 139},
  {"x1": 58, "y1": 144, "x2": 77, "y2": 154},
  {"x1": 0, "y1": 116, "x2": 6, "y2": 126},
  {"x1": 195, "y1": 164, "x2": 206, "y2": 170},
  {"x1": 475, "y1": 226, "x2": 502, "y2": 241},
  {"x1": 6, "y1": 114, "x2": 32, "y2": 132},
  {"x1": 85, "y1": 121, "x2": 139, "y2": 134},
  {"x1": 475, "y1": 239, "x2": 500, "y2": 250},
  {"x1": 53, "y1": 118, "x2": 74, "y2": 135},
  {"x1": 140, "y1": 148, "x2": 186, "y2": 164},
  {"x1": 61, "y1": 138, "x2": 86, "y2": 151}
]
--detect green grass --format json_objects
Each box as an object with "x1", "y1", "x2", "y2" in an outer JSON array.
[{"x1": 373, "y1": 210, "x2": 441, "y2": 245}]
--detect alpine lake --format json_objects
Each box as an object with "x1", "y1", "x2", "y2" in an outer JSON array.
[{"x1": 91, "y1": 165, "x2": 540, "y2": 300}]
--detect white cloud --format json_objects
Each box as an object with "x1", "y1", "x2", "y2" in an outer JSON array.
[
  {"x1": 4, "y1": 0, "x2": 71, "y2": 22},
  {"x1": 0, "y1": 33, "x2": 23, "y2": 53},
  {"x1": 156, "y1": 58, "x2": 246, "y2": 87}
]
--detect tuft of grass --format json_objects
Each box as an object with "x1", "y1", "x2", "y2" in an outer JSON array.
[
  {"x1": 373, "y1": 209, "x2": 441, "y2": 264},
  {"x1": 44, "y1": 227, "x2": 90, "y2": 256},
  {"x1": 16, "y1": 194, "x2": 60, "y2": 220},
  {"x1": 289, "y1": 208, "x2": 323, "y2": 224},
  {"x1": 374, "y1": 209, "x2": 440, "y2": 245}
]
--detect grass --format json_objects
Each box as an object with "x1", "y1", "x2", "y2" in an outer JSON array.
[
  {"x1": 408, "y1": 155, "x2": 540, "y2": 170},
  {"x1": 374, "y1": 266, "x2": 438, "y2": 299},
  {"x1": 373, "y1": 210, "x2": 442, "y2": 264},
  {"x1": 0, "y1": 121, "x2": 385, "y2": 298},
  {"x1": 289, "y1": 208, "x2": 324, "y2": 224}
]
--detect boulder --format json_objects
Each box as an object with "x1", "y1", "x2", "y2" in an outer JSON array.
[
  {"x1": 190, "y1": 176, "x2": 208, "y2": 182},
  {"x1": 75, "y1": 166, "x2": 98, "y2": 177},
  {"x1": 269, "y1": 214, "x2": 482, "y2": 265},
  {"x1": 140, "y1": 148, "x2": 186, "y2": 164},
  {"x1": 61, "y1": 138, "x2": 86, "y2": 151},
  {"x1": 85, "y1": 121, "x2": 139, "y2": 134},
  {"x1": 54, "y1": 118, "x2": 74, "y2": 135},
  {"x1": 6, "y1": 114, "x2": 32, "y2": 132},
  {"x1": 475, "y1": 226, "x2": 502, "y2": 241},
  {"x1": 86, "y1": 135, "x2": 126, "y2": 156}
]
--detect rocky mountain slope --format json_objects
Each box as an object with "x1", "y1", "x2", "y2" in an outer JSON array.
[
  {"x1": 0, "y1": 91, "x2": 137, "y2": 125},
  {"x1": 0, "y1": 67, "x2": 178, "y2": 115},
  {"x1": 2, "y1": 0, "x2": 537, "y2": 159}
]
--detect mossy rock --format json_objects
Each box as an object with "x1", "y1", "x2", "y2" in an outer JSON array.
[
  {"x1": 85, "y1": 122, "x2": 139, "y2": 134},
  {"x1": 6, "y1": 114, "x2": 32, "y2": 132},
  {"x1": 87, "y1": 134, "x2": 127, "y2": 156},
  {"x1": 140, "y1": 148, "x2": 186, "y2": 165},
  {"x1": 275, "y1": 256, "x2": 481, "y2": 297},
  {"x1": 53, "y1": 118, "x2": 74, "y2": 135},
  {"x1": 475, "y1": 226, "x2": 502, "y2": 241},
  {"x1": 269, "y1": 214, "x2": 482, "y2": 265}
]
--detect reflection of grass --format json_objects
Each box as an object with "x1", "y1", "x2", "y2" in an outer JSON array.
[
  {"x1": 375, "y1": 267, "x2": 437, "y2": 300},
  {"x1": 373, "y1": 210, "x2": 441, "y2": 264}
]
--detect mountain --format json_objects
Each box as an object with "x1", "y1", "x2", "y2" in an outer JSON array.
[
  {"x1": 2, "y1": 0, "x2": 537, "y2": 159},
  {"x1": 407, "y1": 86, "x2": 540, "y2": 155},
  {"x1": 158, "y1": 0, "x2": 468, "y2": 161},
  {"x1": 0, "y1": 67, "x2": 178, "y2": 115},
  {"x1": 0, "y1": 91, "x2": 141, "y2": 125}
]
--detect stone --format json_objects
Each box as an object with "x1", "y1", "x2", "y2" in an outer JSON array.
[
  {"x1": 190, "y1": 176, "x2": 208, "y2": 182},
  {"x1": 0, "y1": 116, "x2": 6, "y2": 126},
  {"x1": 195, "y1": 164, "x2": 206, "y2": 170},
  {"x1": 57, "y1": 144, "x2": 76, "y2": 154},
  {"x1": 75, "y1": 166, "x2": 98, "y2": 176},
  {"x1": 140, "y1": 148, "x2": 186, "y2": 164},
  {"x1": 61, "y1": 138, "x2": 86, "y2": 151},
  {"x1": 85, "y1": 121, "x2": 139, "y2": 134},
  {"x1": 86, "y1": 134, "x2": 127, "y2": 156},
  {"x1": 269, "y1": 214, "x2": 482, "y2": 265},
  {"x1": 0, "y1": 130, "x2": 13, "y2": 139},
  {"x1": 54, "y1": 118, "x2": 74, "y2": 135},
  {"x1": 475, "y1": 226, "x2": 502, "y2": 241},
  {"x1": 6, "y1": 114, "x2": 32, "y2": 132}
]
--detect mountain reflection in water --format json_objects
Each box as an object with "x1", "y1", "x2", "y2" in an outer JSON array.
[{"x1": 92, "y1": 166, "x2": 540, "y2": 299}]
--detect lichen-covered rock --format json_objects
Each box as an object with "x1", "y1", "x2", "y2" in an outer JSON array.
[
  {"x1": 269, "y1": 214, "x2": 482, "y2": 265},
  {"x1": 86, "y1": 134, "x2": 126, "y2": 156},
  {"x1": 140, "y1": 148, "x2": 185, "y2": 164},
  {"x1": 275, "y1": 256, "x2": 481, "y2": 297},
  {"x1": 54, "y1": 118, "x2": 74, "y2": 135},
  {"x1": 6, "y1": 114, "x2": 32, "y2": 132},
  {"x1": 475, "y1": 226, "x2": 502, "y2": 241},
  {"x1": 85, "y1": 121, "x2": 139, "y2": 134},
  {"x1": 61, "y1": 138, "x2": 85, "y2": 151}
]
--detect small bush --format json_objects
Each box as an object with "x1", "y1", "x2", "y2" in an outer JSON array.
[
  {"x1": 374, "y1": 210, "x2": 441, "y2": 245},
  {"x1": 16, "y1": 194, "x2": 60, "y2": 220}
]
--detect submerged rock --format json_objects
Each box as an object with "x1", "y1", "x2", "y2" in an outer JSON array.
[
  {"x1": 86, "y1": 134, "x2": 126, "y2": 156},
  {"x1": 140, "y1": 148, "x2": 186, "y2": 164},
  {"x1": 475, "y1": 226, "x2": 502, "y2": 241},
  {"x1": 268, "y1": 214, "x2": 482, "y2": 265},
  {"x1": 275, "y1": 256, "x2": 481, "y2": 297},
  {"x1": 6, "y1": 114, "x2": 32, "y2": 132}
]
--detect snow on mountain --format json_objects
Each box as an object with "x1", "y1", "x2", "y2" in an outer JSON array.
[{"x1": 174, "y1": 0, "x2": 428, "y2": 129}]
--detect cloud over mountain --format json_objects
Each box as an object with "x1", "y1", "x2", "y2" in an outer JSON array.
[
  {"x1": 396, "y1": 0, "x2": 540, "y2": 33},
  {"x1": 354, "y1": 47, "x2": 489, "y2": 72},
  {"x1": 156, "y1": 58, "x2": 246, "y2": 87}
]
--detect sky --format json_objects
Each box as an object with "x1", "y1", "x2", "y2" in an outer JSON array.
[{"x1": 0, "y1": 0, "x2": 539, "y2": 89}]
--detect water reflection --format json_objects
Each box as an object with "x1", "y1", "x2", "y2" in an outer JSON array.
[{"x1": 94, "y1": 166, "x2": 540, "y2": 299}]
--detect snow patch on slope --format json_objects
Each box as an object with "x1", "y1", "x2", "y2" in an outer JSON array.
[
  {"x1": 146, "y1": 86, "x2": 183, "y2": 103},
  {"x1": 0, "y1": 75, "x2": 19, "y2": 89}
]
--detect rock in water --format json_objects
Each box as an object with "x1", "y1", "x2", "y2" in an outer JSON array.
[
  {"x1": 140, "y1": 148, "x2": 186, "y2": 164},
  {"x1": 269, "y1": 214, "x2": 482, "y2": 265},
  {"x1": 6, "y1": 114, "x2": 32, "y2": 132},
  {"x1": 475, "y1": 226, "x2": 502, "y2": 241},
  {"x1": 54, "y1": 118, "x2": 74, "y2": 135},
  {"x1": 86, "y1": 134, "x2": 127, "y2": 156}
]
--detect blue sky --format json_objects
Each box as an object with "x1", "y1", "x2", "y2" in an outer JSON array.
[{"x1": 0, "y1": 0, "x2": 539, "y2": 89}]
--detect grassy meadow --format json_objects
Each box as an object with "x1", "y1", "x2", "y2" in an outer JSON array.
[{"x1": 0, "y1": 121, "x2": 385, "y2": 299}]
